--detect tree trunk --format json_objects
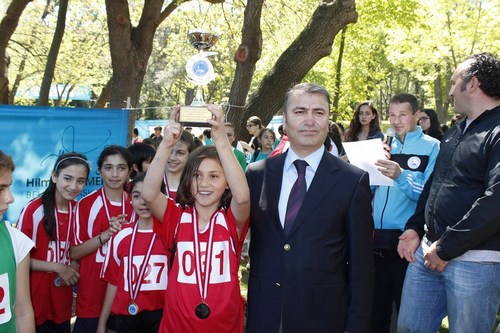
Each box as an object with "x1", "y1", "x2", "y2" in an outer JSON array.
[
  {"x1": 241, "y1": 0, "x2": 358, "y2": 131},
  {"x1": 332, "y1": 26, "x2": 347, "y2": 121},
  {"x1": 94, "y1": 78, "x2": 112, "y2": 108},
  {"x1": 0, "y1": 0, "x2": 33, "y2": 104},
  {"x1": 105, "y1": 0, "x2": 189, "y2": 144},
  {"x1": 37, "y1": 0, "x2": 68, "y2": 106},
  {"x1": 227, "y1": 0, "x2": 264, "y2": 140}
]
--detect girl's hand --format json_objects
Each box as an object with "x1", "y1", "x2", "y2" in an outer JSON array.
[
  {"x1": 163, "y1": 106, "x2": 183, "y2": 148},
  {"x1": 57, "y1": 263, "x2": 80, "y2": 286},
  {"x1": 207, "y1": 105, "x2": 226, "y2": 142}
]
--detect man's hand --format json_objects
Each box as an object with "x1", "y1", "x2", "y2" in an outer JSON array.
[
  {"x1": 423, "y1": 242, "x2": 448, "y2": 272},
  {"x1": 375, "y1": 159, "x2": 402, "y2": 180},
  {"x1": 397, "y1": 229, "x2": 420, "y2": 262}
]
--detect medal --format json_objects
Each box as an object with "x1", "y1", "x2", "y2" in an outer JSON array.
[
  {"x1": 127, "y1": 222, "x2": 156, "y2": 317},
  {"x1": 192, "y1": 209, "x2": 218, "y2": 320},
  {"x1": 195, "y1": 302, "x2": 211, "y2": 319},
  {"x1": 53, "y1": 277, "x2": 62, "y2": 287},
  {"x1": 128, "y1": 302, "x2": 139, "y2": 316}
]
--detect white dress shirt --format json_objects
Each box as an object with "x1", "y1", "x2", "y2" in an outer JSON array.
[{"x1": 278, "y1": 146, "x2": 325, "y2": 228}]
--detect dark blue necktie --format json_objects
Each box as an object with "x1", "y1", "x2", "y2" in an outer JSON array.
[{"x1": 284, "y1": 160, "x2": 308, "y2": 235}]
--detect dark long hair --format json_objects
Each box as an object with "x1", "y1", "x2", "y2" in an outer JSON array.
[
  {"x1": 345, "y1": 101, "x2": 381, "y2": 142},
  {"x1": 42, "y1": 153, "x2": 90, "y2": 240},
  {"x1": 176, "y1": 146, "x2": 231, "y2": 210},
  {"x1": 421, "y1": 109, "x2": 443, "y2": 141}
]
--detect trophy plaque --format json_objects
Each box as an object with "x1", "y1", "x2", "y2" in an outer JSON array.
[{"x1": 179, "y1": 30, "x2": 218, "y2": 127}]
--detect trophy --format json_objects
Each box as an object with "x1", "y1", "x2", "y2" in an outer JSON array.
[{"x1": 179, "y1": 30, "x2": 219, "y2": 127}]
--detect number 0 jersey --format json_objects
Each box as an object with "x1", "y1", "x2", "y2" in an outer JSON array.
[{"x1": 154, "y1": 201, "x2": 248, "y2": 333}]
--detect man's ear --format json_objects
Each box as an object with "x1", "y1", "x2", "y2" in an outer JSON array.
[{"x1": 468, "y1": 76, "x2": 480, "y2": 94}]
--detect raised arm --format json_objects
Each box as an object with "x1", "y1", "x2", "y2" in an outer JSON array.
[
  {"x1": 208, "y1": 105, "x2": 250, "y2": 237},
  {"x1": 142, "y1": 106, "x2": 183, "y2": 221}
]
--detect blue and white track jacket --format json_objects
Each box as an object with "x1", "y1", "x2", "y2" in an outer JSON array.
[{"x1": 373, "y1": 126, "x2": 440, "y2": 230}]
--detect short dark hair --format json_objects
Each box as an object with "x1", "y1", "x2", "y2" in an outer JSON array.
[
  {"x1": 127, "y1": 143, "x2": 156, "y2": 179},
  {"x1": 283, "y1": 83, "x2": 330, "y2": 113},
  {"x1": 461, "y1": 52, "x2": 500, "y2": 98},
  {"x1": 0, "y1": 150, "x2": 14, "y2": 174},
  {"x1": 390, "y1": 93, "x2": 419, "y2": 114}
]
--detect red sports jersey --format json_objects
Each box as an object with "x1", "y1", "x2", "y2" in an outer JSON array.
[
  {"x1": 17, "y1": 197, "x2": 75, "y2": 325},
  {"x1": 101, "y1": 224, "x2": 168, "y2": 315},
  {"x1": 154, "y1": 201, "x2": 248, "y2": 333},
  {"x1": 73, "y1": 188, "x2": 134, "y2": 318}
]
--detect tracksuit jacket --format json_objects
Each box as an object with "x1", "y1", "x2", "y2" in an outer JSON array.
[{"x1": 373, "y1": 126, "x2": 440, "y2": 230}]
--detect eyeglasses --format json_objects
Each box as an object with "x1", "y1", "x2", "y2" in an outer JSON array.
[
  {"x1": 246, "y1": 124, "x2": 257, "y2": 128},
  {"x1": 420, "y1": 117, "x2": 430, "y2": 121}
]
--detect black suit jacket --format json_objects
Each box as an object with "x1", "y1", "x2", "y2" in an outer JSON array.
[{"x1": 246, "y1": 150, "x2": 374, "y2": 333}]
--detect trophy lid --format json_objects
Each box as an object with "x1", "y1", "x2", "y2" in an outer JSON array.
[{"x1": 188, "y1": 30, "x2": 219, "y2": 51}]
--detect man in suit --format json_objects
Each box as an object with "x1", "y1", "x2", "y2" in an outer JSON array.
[{"x1": 246, "y1": 83, "x2": 374, "y2": 333}]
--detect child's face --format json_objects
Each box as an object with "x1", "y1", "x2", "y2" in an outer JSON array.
[
  {"x1": 130, "y1": 181, "x2": 151, "y2": 219},
  {"x1": 260, "y1": 131, "x2": 275, "y2": 151},
  {"x1": 191, "y1": 158, "x2": 227, "y2": 209},
  {"x1": 0, "y1": 169, "x2": 14, "y2": 220},
  {"x1": 99, "y1": 154, "x2": 130, "y2": 191},
  {"x1": 52, "y1": 164, "x2": 88, "y2": 202},
  {"x1": 167, "y1": 141, "x2": 190, "y2": 175}
]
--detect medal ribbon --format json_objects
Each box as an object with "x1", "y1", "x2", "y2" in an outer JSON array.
[
  {"x1": 54, "y1": 202, "x2": 73, "y2": 264},
  {"x1": 127, "y1": 222, "x2": 156, "y2": 303},
  {"x1": 192, "y1": 208, "x2": 217, "y2": 303},
  {"x1": 101, "y1": 188, "x2": 127, "y2": 224},
  {"x1": 163, "y1": 175, "x2": 170, "y2": 197}
]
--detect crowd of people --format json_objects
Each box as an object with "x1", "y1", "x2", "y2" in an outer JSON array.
[{"x1": 0, "y1": 52, "x2": 499, "y2": 333}]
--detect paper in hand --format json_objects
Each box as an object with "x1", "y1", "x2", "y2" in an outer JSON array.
[{"x1": 342, "y1": 139, "x2": 394, "y2": 186}]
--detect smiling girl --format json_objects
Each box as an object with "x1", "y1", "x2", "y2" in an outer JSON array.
[
  {"x1": 17, "y1": 152, "x2": 90, "y2": 333},
  {"x1": 71, "y1": 146, "x2": 134, "y2": 333},
  {"x1": 143, "y1": 105, "x2": 250, "y2": 333}
]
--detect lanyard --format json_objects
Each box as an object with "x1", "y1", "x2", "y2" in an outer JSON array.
[
  {"x1": 192, "y1": 208, "x2": 218, "y2": 303},
  {"x1": 101, "y1": 188, "x2": 126, "y2": 222},
  {"x1": 54, "y1": 202, "x2": 72, "y2": 264},
  {"x1": 127, "y1": 222, "x2": 156, "y2": 303},
  {"x1": 163, "y1": 175, "x2": 171, "y2": 197}
]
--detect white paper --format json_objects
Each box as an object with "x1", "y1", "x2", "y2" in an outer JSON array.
[{"x1": 342, "y1": 139, "x2": 394, "y2": 186}]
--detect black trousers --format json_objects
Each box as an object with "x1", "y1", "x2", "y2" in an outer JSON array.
[{"x1": 372, "y1": 250, "x2": 409, "y2": 333}]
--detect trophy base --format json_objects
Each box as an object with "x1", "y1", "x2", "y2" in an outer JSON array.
[{"x1": 179, "y1": 105, "x2": 213, "y2": 127}]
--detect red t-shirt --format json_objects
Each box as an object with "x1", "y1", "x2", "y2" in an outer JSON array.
[
  {"x1": 154, "y1": 201, "x2": 248, "y2": 333},
  {"x1": 102, "y1": 224, "x2": 168, "y2": 315},
  {"x1": 73, "y1": 188, "x2": 134, "y2": 318},
  {"x1": 17, "y1": 197, "x2": 75, "y2": 325}
]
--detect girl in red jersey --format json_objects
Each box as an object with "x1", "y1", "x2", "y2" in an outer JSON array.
[
  {"x1": 143, "y1": 105, "x2": 250, "y2": 333},
  {"x1": 97, "y1": 173, "x2": 168, "y2": 333},
  {"x1": 71, "y1": 145, "x2": 134, "y2": 333},
  {"x1": 16, "y1": 152, "x2": 90, "y2": 333},
  {"x1": 163, "y1": 130, "x2": 195, "y2": 200}
]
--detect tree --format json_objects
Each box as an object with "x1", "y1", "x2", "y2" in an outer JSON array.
[
  {"x1": 230, "y1": 0, "x2": 358, "y2": 139},
  {"x1": 37, "y1": 0, "x2": 68, "y2": 106},
  {"x1": 0, "y1": 0, "x2": 33, "y2": 104}
]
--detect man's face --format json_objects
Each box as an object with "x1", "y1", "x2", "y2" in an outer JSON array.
[
  {"x1": 449, "y1": 60, "x2": 473, "y2": 117},
  {"x1": 283, "y1": 91, "x2": 329, "y2": 157},
  {"x1": 389, "y1": 102, "x2": 420, "y2": 141}
]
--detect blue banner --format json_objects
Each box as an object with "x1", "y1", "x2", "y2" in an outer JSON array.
[{"x1": 0, "y1": 105, "x2": 129, "y2": 223}]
